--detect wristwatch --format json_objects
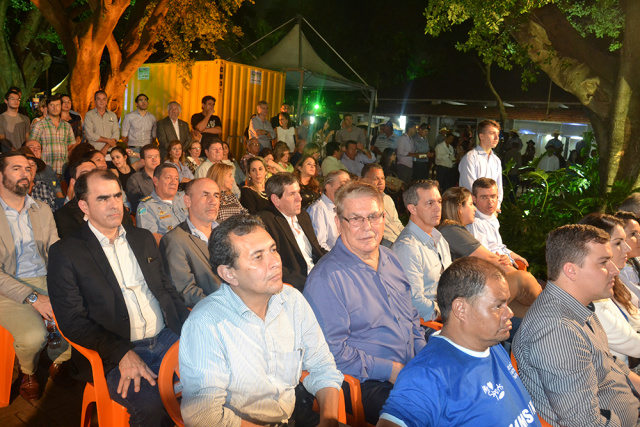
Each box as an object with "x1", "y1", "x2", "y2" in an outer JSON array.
[{"x1": 24, "y1": 292, "x2": 38, "y2": 305}]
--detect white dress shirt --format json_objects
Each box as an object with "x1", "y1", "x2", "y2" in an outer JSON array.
[
  {"x1": 383, "y1": 194, "x2": 404, "y2": 243},
  {"x1": 87, "y1": 221, "x2": 164, "y2": 341},
  {"x1": 307, "y1": 194, "x2": 339, "y2": 251},
  {"x1": 284, "y1": 214, "x2": 315, "y2": 274},
  {"x1": 594, "y1": 297, "x2": 640, "y2": 365},
  {"x1": 466, "y1": 210, "x2": 510, "y2": 256},
  {"x1": 458, "y1": 145, "x2": 503, "y2": 205},
  {"x1": 179, "y1": 284, "x2": 343, "y2": 427},
  {"x1": 434, "y1": 142, "x2": 455, "y2": 168}
]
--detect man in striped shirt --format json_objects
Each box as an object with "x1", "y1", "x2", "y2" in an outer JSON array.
[
  {"x1": 30, "y1": 95, "x2": 74, "y2": 176},
  {"x1": 514, "y1": 224, "x2": 640, "y2": 427}
]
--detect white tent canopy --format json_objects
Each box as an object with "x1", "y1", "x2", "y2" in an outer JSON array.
[{"x1": 230, "y1": 16, "x2": 376, "y2": 135}]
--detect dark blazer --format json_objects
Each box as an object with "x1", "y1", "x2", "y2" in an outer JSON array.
[
  {"x1": 54, "y1": 197, "x2": 133, "y2": 239},
  {"x1": 258, "y1": 205, "x2": 327, "y2": 291},
  {"x1": 156, "y1": 116, "x2": 192, "y2": 159},
  {"x1": 159, "y1": 221, "x2": 221, "y2": 308},
  {"x1": 48, "y1": 223, "x2": 190, "y2": 382}
]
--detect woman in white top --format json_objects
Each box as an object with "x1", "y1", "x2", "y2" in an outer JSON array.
[
  {"x1": 579, "y1": 213, "x2": 640, "y2": 365},
  {"x1": 616, "y1": 211, "x2": 640, "y2": 306},
  {"x1": 274, "y1": 112, "x2": 297, "y2": 152}
]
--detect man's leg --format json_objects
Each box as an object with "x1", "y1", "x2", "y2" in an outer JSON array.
[
  {"x1": 106, "y1": 328, "x2": 178, "y2": 427},
  {"x1": 360, "y1": 380, "x2": 394, "y2": 425},
  {"x1": 0, "y1": 296, "x2": 47, "y2": 375}
]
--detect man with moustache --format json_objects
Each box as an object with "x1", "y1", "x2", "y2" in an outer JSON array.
[
  {"x1": 179, "y1": 215, "x2": 343, "y2": 427},
  {"x1": 160, "y1": 178, "x2": 222, "y2": 307},
  {"x1": 378, "y1": 258, "x2": 540, "y2": 427},
  {"x1": 392, "y1": 180, "x2": 451, "y2": 322}
]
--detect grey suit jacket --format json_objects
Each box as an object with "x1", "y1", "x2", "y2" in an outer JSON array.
[
  {"x1": 0, "y1": 199, "x2": 58, "y2": 303},
  {"x1": 156, "y1": 116, "x2": 192, "y2": 159},
  {"x1": 159, "y1": 221, "x2": 221, "y2": 307}
]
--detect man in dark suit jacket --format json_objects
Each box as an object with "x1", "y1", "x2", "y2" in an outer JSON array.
[
  {"x1": 159, "y1": 178, "x2": 222, "y2": 307},
  {"x1": 156, "y1": 101, "x2": 192, "y2": 160},
  {"x1": 48, "y1": 169, "x2": 189, "y2": 427},
  {"x1": 258, "y1": 172, "x2": 326, "y2": 291}
]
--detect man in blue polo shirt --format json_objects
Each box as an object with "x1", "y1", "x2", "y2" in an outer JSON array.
[{"x1": 377, "y1": 257, "x2": 541, "y2": 427}]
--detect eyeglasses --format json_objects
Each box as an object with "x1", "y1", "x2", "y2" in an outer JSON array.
[
  {"x1": 7, "y1": 97, "x2": 20, "y2": 101},
  {"x1": 340, "y1": 212, "x2": 385, "y2": 228}
]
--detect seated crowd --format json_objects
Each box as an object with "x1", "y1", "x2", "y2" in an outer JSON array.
[{"x1": 3, "y1": 88, "x2": 640, "y2": 427}]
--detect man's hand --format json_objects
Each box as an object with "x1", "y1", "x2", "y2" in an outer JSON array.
[
  {"x1": 117, "y1": 350, "x2": 157, "y2": 399},
  {"x1": 31, "y1": 294, "x2": 53, "y2": 321},
  {"x1": 389, "y1": 361, "x2": 404, "y2": 384}
]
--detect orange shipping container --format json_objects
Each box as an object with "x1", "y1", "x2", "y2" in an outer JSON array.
[{"x1": 123, "y1": 60, "x2": 285, "y2": 159}]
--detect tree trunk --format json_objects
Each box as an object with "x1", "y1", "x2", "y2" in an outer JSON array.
[
  {"x1": 481, "y1": 61, "x2": 508, "y2": 124},
  {"x1": 512, "y1": 3, "x2": 640, "y2": 192},
  {"x1": 0, "y1": 2, "x2": 52, "y2": 103}
]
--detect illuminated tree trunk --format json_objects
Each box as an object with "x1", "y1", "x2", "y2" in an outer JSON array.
[{"x1": 512, "y1": 1, "x2": 640, "y2": 191}]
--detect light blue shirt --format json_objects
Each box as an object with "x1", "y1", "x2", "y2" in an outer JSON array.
[
  {"x1": 392, "y1": 221, "x2": 452, "y2": 321},
  {"x1": 179, "y1": 283, "x2": 343, "y2": 427},
  {"x1": 340, "y1": 152, "x2": 375, "y2": 176},
  {"x1": 0, "y1": 195, "x2": 47, "y2": 278},
  {"x1": 186, "y1": 217, "x2": 218, "y2": 243},
  {"x1": 304, "y1": 238, "x2": 426, "y2": 382},
  {"x1": 121, "y1": 109, "x2": 157, "y2": 147},
  {"x1": 307, "y1": 194, "x2": 339, "y2": 251}
]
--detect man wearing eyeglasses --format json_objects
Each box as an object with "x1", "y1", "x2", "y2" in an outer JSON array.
[
  {"x1": 458, "y1": 119, "x2": 504, "y2": 209},
  {"x1": 392, "y1": 180, "x2": 451, "y2": 323},
  {"x1": 0, "y1": 90, "x2": 31, "y2": 151},
  {"x1": 304, "y1": 181, "x2": 426, "y2": 426},
  {"x1": 467, "y1": 178, "x2": 528, "y2": 269},
  {"x1": 258, "y1": 172, "x2": 326, "y2": 291}
]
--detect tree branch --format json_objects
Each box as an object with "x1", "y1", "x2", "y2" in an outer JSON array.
[{"x1": 511, "y1": 4, "x2": 615, "y2": 121}]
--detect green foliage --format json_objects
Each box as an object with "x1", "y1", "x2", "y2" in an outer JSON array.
[
  {"x1": 424, "y1": 0, "x2": 626, "y2": 83},
  {"x1": 500, "y1": 133, "x2": 639, "y2": 278}
]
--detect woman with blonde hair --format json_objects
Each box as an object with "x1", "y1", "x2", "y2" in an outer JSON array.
[
  {"x1": 207, "y1": 162, "x2": 247, "y2": 222},
  {"x1": 438, "y1": 187, "x2": 541, "y2": 317},
  {"x1": 165, "y1": 140, "x2": 193, "y2": 183},
  {"x1": 273, "y1": 141, "x2": 294, "y2": 173}
]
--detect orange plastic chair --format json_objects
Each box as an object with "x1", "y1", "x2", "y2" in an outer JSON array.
[
  {"x1": 343, "y1": 374, "x2": 376, "y2": 427},
  {"x1": 54, "y1": 316, "x2": 130, "y2": 427},
  {"x1": 0, "y1": 324, "x2": 15, "y2": 407},
  {"x1": 300, "y1": 370, "x2": 347, "y2": 423},
  {"x1": 515, "y1": 259, "x2": 527, "y2": 271},
  {"x1": 158, "y1": 341, "x2": 184, "y2": 427},
  {"x1": 510, "y1": 352, "x2": 553, "y2": 427},
  {"x1": 420, "y1": 319, "x2": 443, "y2": 331}
]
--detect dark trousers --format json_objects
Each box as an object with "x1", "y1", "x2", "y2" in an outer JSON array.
[
  {"x1": 106, "y1": 328, "x2": 178, "y2": 427},
  {"x1": 412, "y1": 162, "x2": 430, "y2": 180},
  {"x1": 342, "y1": 379, "x2": 393, "y2": 425},
  {"x1": 436, "y1": 165, "x2": 455, "y2": 192},
  {"x1": 396, "y1": 164, "x2": 413, "y2": 184}
]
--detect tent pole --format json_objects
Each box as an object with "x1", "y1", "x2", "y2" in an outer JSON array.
[
  {"x1": 367, "y1": 89, "x2": 376, "y2": 143},
  {"x1": 296, "y1": 15, "x2": 305, "y2": 122}
]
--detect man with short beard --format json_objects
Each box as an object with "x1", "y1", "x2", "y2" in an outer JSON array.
[
  {"x1": 30, "y1": 94, "x2": 75, "y2": 176},
  {"x1": 0, "y1": 152, "x2": 71, "y2": 401}
]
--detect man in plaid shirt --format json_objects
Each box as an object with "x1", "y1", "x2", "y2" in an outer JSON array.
[{"x1": 30, "y1": 94, "x2": 74, "y2": 176}]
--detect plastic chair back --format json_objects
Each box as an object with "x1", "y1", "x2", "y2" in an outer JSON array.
[
  {"x1": 420, "y1": 319, "x2": 443, "y2": 331},
  {"x1": 53, "y1": 316, "x2": 130, "y2": 427},
  {"x1": 0, "y1": 324, "x2": 15, "y2": 407},
  {"x1": 510, "y1": 352, "x2": 553, "y2": 427},
  {"x1": 158, "y1": 341, "x2": 184, "y2": 426}
]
